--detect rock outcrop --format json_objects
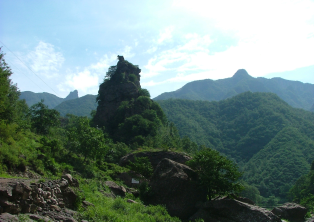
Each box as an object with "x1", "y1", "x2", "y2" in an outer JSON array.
[
  {"x1": 190, "y1": 196, "x2": 281, "y2": 222},
  {"x1": 148, "y1": 158, "x2": 207, "y2": 221},
  {"x1": 64, "y1": 90, "x2": 79, "y2": 101},
  {"x1": 272, "y1": 202, "x2": 307, "y2": 222},
  {"x1": 93, "y1": 56, "x2": 141, "y2": 129},
  {"x1": 119, "y1": 151, "x2": 191, "y2": 170}
]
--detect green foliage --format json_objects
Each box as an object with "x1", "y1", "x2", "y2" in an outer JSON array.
[
  {"x1": 128, "y1": 73, "x2": 138, "y2": 83},
  {"x1": 79, "y1": 179, "x2": 179, "y2": 222},
  {"x1": 139, "y1": 88, "x2": 151, "y2": 97},
  {"x1": 29, "y1": 100, "x2": 60, "y2": 135},
  {"x1": 158, "y1": 92, "x2": 314, "y2": 200},
  {"x1": 66, "y1": 115, "x2": 108, "y2": 161},
  {"x1": 127, "y1": 156, "x2": 153, "y2": 178},
  {"x1": 186, "y1": 146, "x2": 243, "y2": 199}
]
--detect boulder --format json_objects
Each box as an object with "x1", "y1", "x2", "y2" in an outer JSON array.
[
  {"x1": 119, "y1": 151, "x2": 191, "y2": 170},
  {"x1": 62, "y1": 187, "x2": 78, "y2": 209},
  {"x1": 105, "y1": 181, "x2": 126, "y2": 197},
  {"x1": 148, "y1": 158, "x2": 207, "y2": 221},
  {"x1": 272, "y1": 202, "x2": 307, "y2": 222},
  {"x1": 190, "y1": 196, "x2": 281, "y2": 222},
  {"x1": 0, "y1": 212, "x2": 18, "y2": 222}
]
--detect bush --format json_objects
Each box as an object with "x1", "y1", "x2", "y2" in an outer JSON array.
[{"x1": 186, "y1": 146, "x2": 243, "y2": 199}]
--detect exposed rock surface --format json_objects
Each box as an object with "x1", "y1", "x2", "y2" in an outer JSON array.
[
  {"x1": 272, "y1": 202, "x2": 307, "y2": 222},
  {"x1": 93, "y1": 56, "x2": 141, "y2": 129},
  {"x1": 190, "y1": 196, "x2": 281, "y2": 222},
  {"x1": 0, "y1": 174, "x2": 80, "y2": 221},
  {"x1": 105, "y1": 181, "x2": 126, "y2": 197},
  {"x1": 148, "y1": 158, "x2": 207, "y2": 221},
  {"x1": 119, "y1": 151, "x2": 191, "y2": 170}
]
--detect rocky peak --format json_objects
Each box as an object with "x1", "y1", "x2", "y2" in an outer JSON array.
[
  {"x1": 64, "y1": 90, "x2": 78, "y2": 101},
  {"x1": 93, "y1": 56, "x2": 142, "y2": 129},
  {"x1": 232, "y1": 69, "x2": 252, "y2": 82}
]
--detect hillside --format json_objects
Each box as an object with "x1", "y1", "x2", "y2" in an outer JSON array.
[
  {"x1": 20, "y1": 90, "x2": 78, "y2": 108},
  {"x1": 157, "y1": 92, "x2": 314, "y2": 199},
  {"x1": 54, "y1": 94, "x2": 97, "y2": 117},
  {"x1": 154, "y1": 69, "x2": 314, "y2": 111}
]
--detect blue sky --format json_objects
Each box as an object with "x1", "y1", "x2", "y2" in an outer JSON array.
[{"x1": 1, "y1": 0, "x2": 314, "y2": 98}]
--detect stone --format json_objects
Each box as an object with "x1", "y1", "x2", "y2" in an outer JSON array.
[
  {"x1": 50, "y1": 205, "x2": 61, "y2": 212},
  {"x1": 0, "y1": 212, "x2": 18, "y2": 222},
  {"x1": 148, "y1": 158, "x2": 207, "y2": 221},
  {"x1": 28, "y1": 214, "x2": 51, "y2": 222},
  {"x1": 82, "y1": 201, "x2": 94, "y2": 207},
  {"x1": 105, "y1": 181, "x2": 126, "y2": 197},
  {"x1": 127, "y1": 199, "x2": 138, "y2": 204},
  {"x1": 272, "y1": 202, "x2": 307, "y2": 222},
  {"x1": 190, "y1": 196, "x2": 281, "y2": 222},
  {"x1": 119, "y1": 151, "x2": 192, "y2": 170},
  {"x1": 62, "y1": 174, "x2": 73, "y2": 185}
]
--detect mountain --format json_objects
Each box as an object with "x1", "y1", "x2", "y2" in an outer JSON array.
[
  {"x1": 20, "y1": 90, "x2": 79, "y2": 108},
  {"x1": 54, "y1": 94, "x2": 97, "y2": 117},
  {"x1": 157, "y1": 92, "x2": 314, "y2": 199},
  {"x1": 154, "y1": 69, "x2": 314, "y2": 111}
]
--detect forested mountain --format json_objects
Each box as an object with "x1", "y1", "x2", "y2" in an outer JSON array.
[
  {"x1": 20, "y1": 90, "x2": 78, "y2": 108},
  {"x1": 154, "y1": 69, "x2": 314, "y2": 111},
  {"x1": 157, "y1": 92, "x2": 314, "y2": 199},
  {"x1": 54, "y1": 94, "x2": 97, "y2": 117}
]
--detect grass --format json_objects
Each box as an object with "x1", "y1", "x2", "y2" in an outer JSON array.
[{"x1": 78, "y1": 178, "x2": 180, "y2": 222}]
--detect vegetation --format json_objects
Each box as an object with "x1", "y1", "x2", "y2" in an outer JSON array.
[
  {"x1": 5, "y1": 50, "x2": 303, "y2": 220},
  {"x1": 187, "y1": 146, "x2": 243, "y2": 199},
  {"x1": 289, "y1": 161, "x2": 314, "y2": 215},
  {"x1": 157, "y1": 93, "x2": 314, "y2": 203}
]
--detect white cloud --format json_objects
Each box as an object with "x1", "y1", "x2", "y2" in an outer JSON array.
[
  {"x1": 157, "y1": 26, "x2": 174, "y2": 44},
  {"x1": 63, "y1": 69, "x2": 99, "y2": 92},
  {"x1": 143, "y1": 0, "x2": 314, "y2": 85},
  {"x1": 27, "y1": 41, "x2": 64, "y2": 78},
  {"x1": 58, "y1": 45, "x2": 136, "y2": 95}
]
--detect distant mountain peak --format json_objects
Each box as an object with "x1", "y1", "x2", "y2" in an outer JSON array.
[
  {"x1": 64, "y1": 90, "x2": 79, "y2": 101},
  {"x1": 232, "y1": 69, "x2": 252, "y2": 81}
]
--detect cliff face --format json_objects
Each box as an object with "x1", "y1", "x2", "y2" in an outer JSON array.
[{"x1": 93, "y1": 56, "x2": 141, "y2": 129}]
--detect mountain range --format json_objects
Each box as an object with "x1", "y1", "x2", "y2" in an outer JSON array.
[
  {"x1": 154, "y1": 69, "x2": 314, "y2": 111},
  {"x1": 20, "y1": 90, "x2": 79, "y2": 108}
]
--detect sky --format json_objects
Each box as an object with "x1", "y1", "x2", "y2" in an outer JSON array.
[{"x1": 1, "y1": 0, "x2": 314, "y2": 99}]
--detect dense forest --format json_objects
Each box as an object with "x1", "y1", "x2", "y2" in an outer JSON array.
[{"x1": 157, "y1": 93, "x2": 314, "y2": 204}]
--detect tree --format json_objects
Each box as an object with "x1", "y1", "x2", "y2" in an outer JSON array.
[
  {"x1": 66, "y1": 115, "x2": 108, "y2": 161},
  {"x1": 186, "y1": 146, "x2": 243, "y2": 199},
  {"x1": 29, "y1": 100, "x2": 60, "y2": 135}
]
